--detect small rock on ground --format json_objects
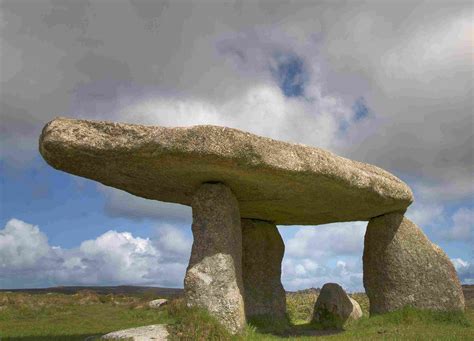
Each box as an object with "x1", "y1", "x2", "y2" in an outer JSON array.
[
  {"x1": 312, "y1": 283, "x2": 362, "y2": 327},
  {"x1": 148, "y1": 298, "x2": 168, "y2": 309},
  {"x1": 102, "y1": 324, "x2": 168, "y2": 340}
]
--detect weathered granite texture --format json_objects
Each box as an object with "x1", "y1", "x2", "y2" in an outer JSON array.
[
  {"x1": 184, "y1": 183, "x2": 246, "y2": 334},
  {"x1": 242, "y1": 219, "x2": 286, "y2": 319},
  {"x1": 363, "y1": 212, "x2": 465, "y2": 314},
  {"x1": 39, "y1": 117, "x2": 413, "y2": 225},
  {"x1": 312, "y1": 283, "x2": 362, "y2": 328}
]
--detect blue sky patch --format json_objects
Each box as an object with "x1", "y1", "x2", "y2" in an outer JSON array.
[
  {"x1": 352, "y1": 97, "x2": 370, "y2": 121},
  {"x1": 272, "y1": 54, "x2": 307, "y2": 98}
]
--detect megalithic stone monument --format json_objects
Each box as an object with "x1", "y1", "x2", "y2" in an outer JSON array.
[{"x1": 39, "y1": 117, "x2": 465, "y2": 333}]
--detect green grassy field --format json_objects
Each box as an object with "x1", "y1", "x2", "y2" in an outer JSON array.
[{"x1": 0, "y1": 288, "x2": 472, "y2": 340}]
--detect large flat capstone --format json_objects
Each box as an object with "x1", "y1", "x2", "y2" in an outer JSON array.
[{"x1": 39, "y1": 117, "x2": 413, "y2": 225}]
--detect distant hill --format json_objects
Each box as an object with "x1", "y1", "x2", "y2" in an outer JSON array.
[
  {"x1": 287, "y1": 287, "x2": 321, "y2": 294},
  {"x1": 0, "y1": 285, "x2": 183, "y2": 298},
  {"x1": 2, "y1": 285, "x2": 472, "y2": 304}
]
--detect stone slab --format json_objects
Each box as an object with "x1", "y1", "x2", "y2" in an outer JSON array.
[
  {"x1": 101, "y1": 324, "x2": 168, "y2": 340},
  {"x1": 40, "y1": 117, "x2": 413, "y2": 225}
]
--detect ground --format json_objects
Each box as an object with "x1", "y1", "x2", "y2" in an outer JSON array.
[{"x1": 0, "y1": 286, "x2": 472, "y2": 340}]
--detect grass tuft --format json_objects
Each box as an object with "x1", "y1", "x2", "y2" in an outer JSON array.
[{"x1": 166, "y1": 298, "x2": 232, "y2": 340}]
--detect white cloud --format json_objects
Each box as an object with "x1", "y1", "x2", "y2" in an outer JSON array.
[
  {"x1": 281, "y1": 222, "x2": 366, "y2": 291},
  {"x1": 115, "y1": 82, "x2": 351, "y2": 151},
  {"x1": 405, "y1": 199, "x2": 445, "y2": 229},
  {"x1": 441, "y1": 208, "x2": 474, "y2": 243},
  {"x1": 0, "y1": 217, "x2": 366, "y2": 291},
  {"x1": 0, "y1": 219, "x2": 52, "y2": 269},
  {"x1": 285, "y1": 222, "x2": 366, "y2": 260},
  {"x1": 0, "y1": 218, "x2": 192, "y2": 289},
  {"x1": 282, "y1": 256, "x2": 363, "y2": 293},
  {"x1": 452, "y1": 258, "x2": 474, "y2": 284},
  {"x1": 452, "y1": 258, "x2": 469, "y2": 269},
  {"x1": 153, "y1": 224, "x2": 193, "y2": 262}
]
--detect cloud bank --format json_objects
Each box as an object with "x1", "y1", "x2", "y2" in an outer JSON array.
[
  {"x1": 0, "y1": 218, "x2": 368, "y2": 291},
  {"x1": 0, "y1": 218, "x2": 191, "y2": 288},
  {"x1": 2, "y1": 0, "x2": 472, "y2": 202},
  {"x1": 1, "y1": 215, "x2": 471, "y2": 290}
]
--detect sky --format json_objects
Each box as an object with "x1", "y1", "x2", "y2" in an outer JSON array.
[{"x1": 0, "y1": 0, "x2": 473, "y2": 292}]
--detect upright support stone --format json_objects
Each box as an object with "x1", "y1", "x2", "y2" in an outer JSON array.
[
  {"x1": 363, "y1": 212, "x2": 465, "y2": 314},
  {"x1": 184, "y1": 183, "x2": 246, "y2": 334},
  {"x1": 242, "y1": 219, "x2": 286, "y2": 320}
]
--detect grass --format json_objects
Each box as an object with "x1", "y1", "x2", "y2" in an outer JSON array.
[
  {"x1": 166, "y1": 298, "x2": 232, "y2": 340},
  {"x1": 0, "y1": 289, "x2": 473, "y2": 340},
  {"x1": 243, "y1": 307, "x2": 474, "y2": 340},
  {"x1": 0, "y1": 290, "x2": 174, "y2": 340}
]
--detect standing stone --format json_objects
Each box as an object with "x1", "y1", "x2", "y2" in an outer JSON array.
[
  {"x1": 184, "y1": 183, "x2": 246, "y2": 334},
  {"x1": 242, "y1": 219, "x2": 286, "y2": 320},
  {"x1": 312, "y1": 283, "x2": 363, "y2": 328},
  {"x1": 363, "y1": 212, "x2": 465, "y2": 314}
]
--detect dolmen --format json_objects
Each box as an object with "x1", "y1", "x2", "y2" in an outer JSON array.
[{"x1": 39, "y1": 117, "x2": 465, "y2": 334}]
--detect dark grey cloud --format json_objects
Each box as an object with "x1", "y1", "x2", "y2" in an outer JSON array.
[{"x1": 1, "y1": 0, "x2": 472, "y2": 203}]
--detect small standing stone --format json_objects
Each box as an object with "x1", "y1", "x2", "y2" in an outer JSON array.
[
  {"x1": 242, "y1": 219, "x2": 286, "y2": 320},
  {"x1": 312, "y1": 283, "x2": 362, "y2": 328},
  {"x1": 363, "y1": 212, "x2": 465, "y2": 314},
  {"x1": 184, "y1": 183, "x2": 246, "y2": 334}
]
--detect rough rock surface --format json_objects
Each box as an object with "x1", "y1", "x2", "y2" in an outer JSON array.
[
  {"x1": 184, "y1": 183, "x2": 246, "y2": 334},
  {"x1": 39, "y1": 117, "x2": 413, "y2": 225},
  {"x1": 363, "y1": 212, "x2": 465, "y2": 314},
  {"x1": 242, "y1": 219, "x2": 286, "y2": 319},
  {"x1": 148, "y1": 299, "x2": 168, "y2": 309},
  {"x1": 102, "y1": 324, "x2": 168, "y2": 340},
  {"x1": 312, "y1": 283, "x2": 362, "y2": 327}
]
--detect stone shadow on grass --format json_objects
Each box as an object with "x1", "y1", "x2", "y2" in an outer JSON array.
[{"x1": 247, "y1": 315, "x2": 343, "y2": 338}]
